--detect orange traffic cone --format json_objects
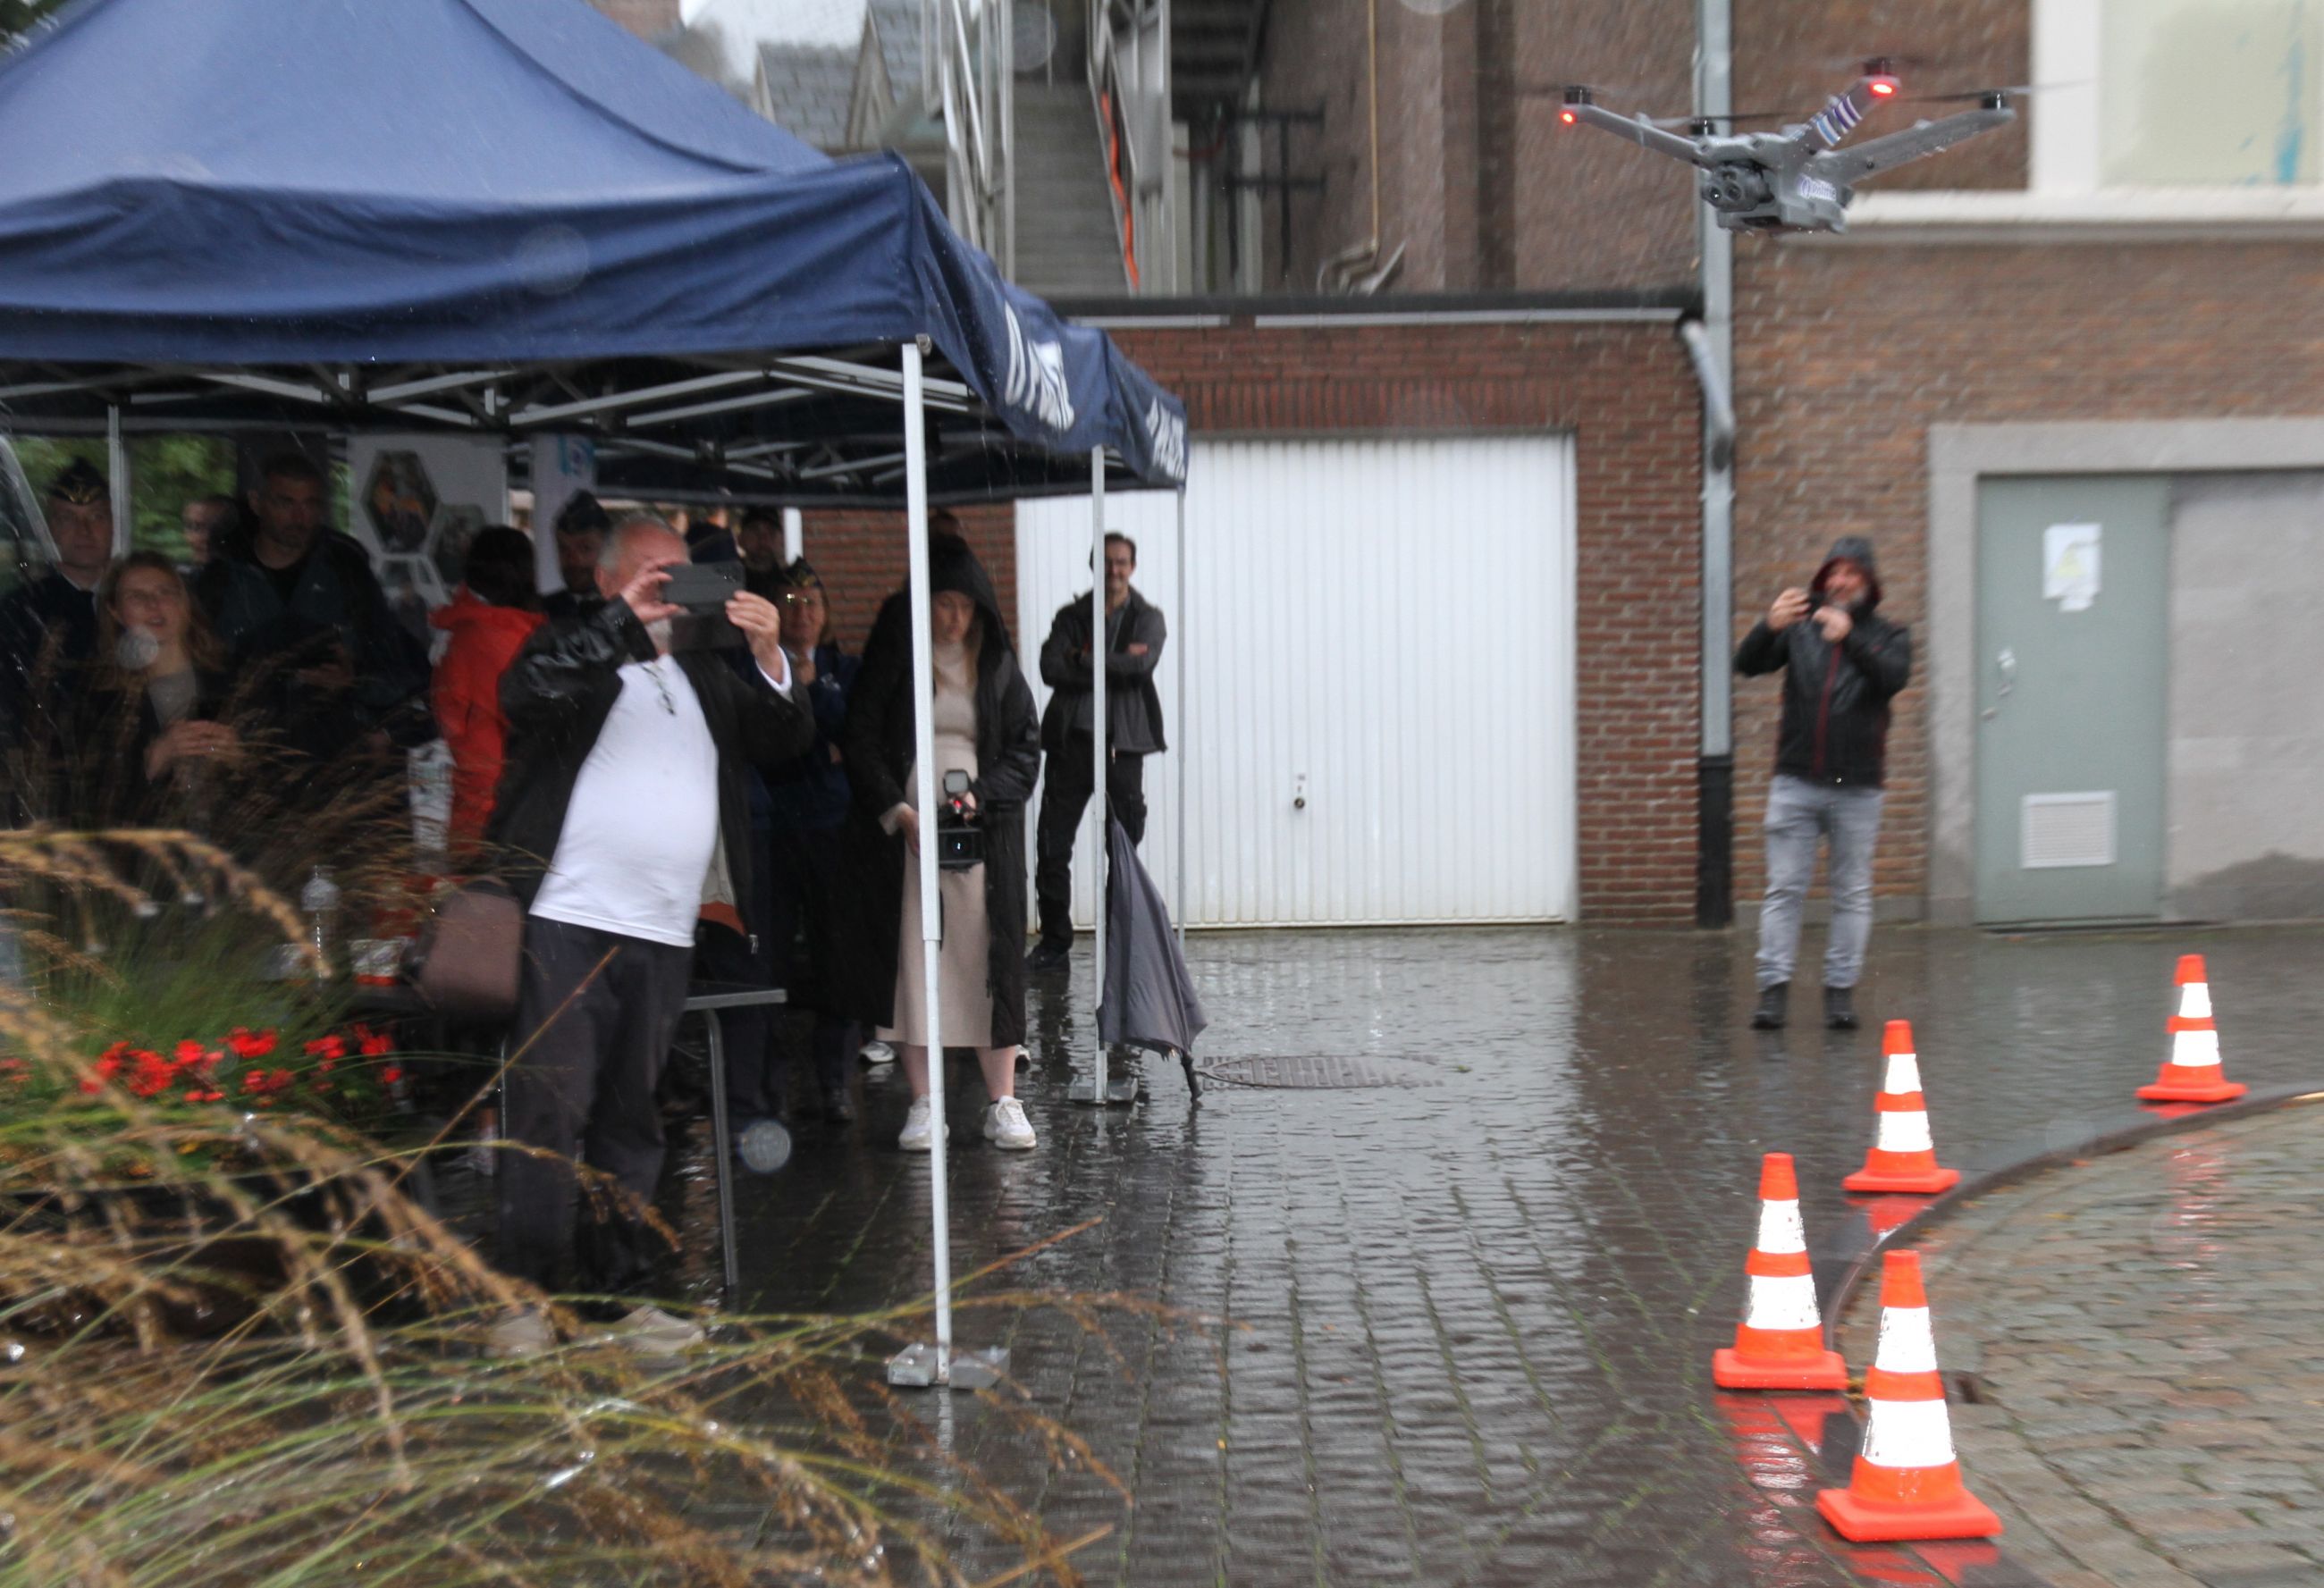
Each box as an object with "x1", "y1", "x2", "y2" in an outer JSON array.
[
  {"x1": 1713, "y1": 1153, "x2": 1848, "y2": 1391},
  {"x1": 1842, "y1": 1021, "x2": 1960, "y2": 1195},
  {"x1": 1816, "y1": 1250, "x2": 2001, "y2": 1542},
  {"x1": 2136, "y1": 954, "x2": 2248, "y2": 1105}
]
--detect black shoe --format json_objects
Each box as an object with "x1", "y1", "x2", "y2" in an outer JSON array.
[
  {"x1": 821, "y1": 1085, "x2": 856, "y2": 1124},
  {"x1": 1823, "y1": 987, "x2": 1858, "y2": 1031},
  {"x1": 1025, "y1": 939, "x2": 1071, "y2": 974},
  {"x1": 1750, "y1": 983, "x2": 1789, "y2": 1029}
]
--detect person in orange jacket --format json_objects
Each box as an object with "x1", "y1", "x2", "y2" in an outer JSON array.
[{"x1": 432, "y1": 527, "x2": 544, "y2": 854}]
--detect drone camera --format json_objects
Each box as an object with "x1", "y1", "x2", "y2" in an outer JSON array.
[{"x1": 1562, "y1": 84, "x2": 1592, "y2": 105}]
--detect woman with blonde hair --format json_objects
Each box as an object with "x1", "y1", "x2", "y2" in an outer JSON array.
[{"x1": 77, "y1": 551, "x2": 241, "y2": 826}]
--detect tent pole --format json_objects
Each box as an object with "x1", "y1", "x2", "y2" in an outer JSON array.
[
  {"x1": 1175, "y1": 486, "x2": 1187, "y2": 948},
  {"x1": 105, "y1": 405, "x2": 130, "y2": 557},
  {"x1": 889, "y1": 340, "x2": 956, "y2": 1386},
  {"x1": 1090, "y1": 446, "x2": 1108, "y2": 1097},
  {"x1": 1071, "y1": 449, "x2": 1132, "y2": 1106}
]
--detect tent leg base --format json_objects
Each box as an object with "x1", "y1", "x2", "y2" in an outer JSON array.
[
  {"x1": 886, "y1": 1342, "x2": 1010, "y2": 1390},
  {"x1": 1068, "y1": 1069, "x2": 1141, "y2": 1107}
]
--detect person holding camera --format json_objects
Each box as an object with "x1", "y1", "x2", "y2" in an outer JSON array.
[
  {"x1": 1734, "y1": 534, "x2": 1912, "y2": 1031},
  {"x1": 484, "y1": 514, "x2": 810, "y2": 1355},
  {"x1": 838, "y1": 534, "x2": 1041, "y2": 1153}
]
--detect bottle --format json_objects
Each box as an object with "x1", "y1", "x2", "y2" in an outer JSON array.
[{"x1": 299, "y1": 865, "x2": 341, "y2": 977}]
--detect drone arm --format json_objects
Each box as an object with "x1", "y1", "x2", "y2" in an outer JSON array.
[
  {"x1": 1567, "y1": 102, "x2": 1721, "y2": 168},
  {"x1": 1808, "y1": 104, "x2": 2016, "y2": 189}
]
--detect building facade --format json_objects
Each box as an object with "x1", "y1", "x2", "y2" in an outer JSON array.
[{"x1": 1221, "y1": 0, "x2": 2324, "y2": 926}]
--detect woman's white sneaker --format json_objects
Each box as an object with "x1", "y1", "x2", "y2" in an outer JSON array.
[
  {"x1": 898, "y1": 1095, "x2": 944, "y2": 1151},
  {"x1": 984, "y1": 1096, "x2": 1036, "y2": 1151}
]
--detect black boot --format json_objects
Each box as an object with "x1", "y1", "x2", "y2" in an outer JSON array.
[
  {"x1": 1750, "y1": 983, "x2": 1789, "y2": 1029},
  {"x1": 1823, "y1": 986, "x2": 1858, "y2": 1031},
  {"x1": 1025, "y1": 937, "x2": 1072, "y2": 974}
]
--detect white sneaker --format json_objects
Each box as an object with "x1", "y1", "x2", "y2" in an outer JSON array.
[
  {"x1": 602, "y1": 1304, "x2": 705, "y2": 1355},
  {"x1": 898, "y1": 1095, "x2": 946, "y2": 1152},
  {"x1": 984, "y1": 1096, "x2": 1036, "y2": 1151},
  {"x1": 860, "y1": 1039, "x2": 896, "y2": 1067}
]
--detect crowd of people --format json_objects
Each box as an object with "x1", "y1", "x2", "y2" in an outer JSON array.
[{"x1": 4, "y1": 456, "x2": 1171, "y2": 1352}]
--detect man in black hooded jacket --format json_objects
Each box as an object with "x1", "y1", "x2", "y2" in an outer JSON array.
[{"x1": 1734, "y1": 534, "x2": 1912, "y2": 1031}]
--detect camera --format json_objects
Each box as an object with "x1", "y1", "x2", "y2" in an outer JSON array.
[{"x1": 934, "y1": 769, "x2": 983, "y2": 871}]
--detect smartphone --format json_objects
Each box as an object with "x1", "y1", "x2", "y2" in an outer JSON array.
[{"x1": 659, "y1": 560, "x2": 743, "y2": 615}]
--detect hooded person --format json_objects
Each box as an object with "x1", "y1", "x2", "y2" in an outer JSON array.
[
  {"x1": 834, "y1": 532, "x2": 1042, "y2": 1153},
  {"x1": 1733, "y1": 534, "x2": 1912, "y2": 1031}
]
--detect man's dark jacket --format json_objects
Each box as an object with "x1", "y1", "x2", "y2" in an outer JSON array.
[
  {"x1": 1039, "y1": 586, "x2": 1166, "y2": 755},
  {"x1": 487, "y1": 600, "x2": 813, "y2": 936},
  {"x1": 194, "y1": 526, "x2": 430, "y2": 746},
  {"x1": 0, "y1": 571, "x2": 98, "y2": 760},
  {"x1": 1733, "y1": 534, "x2": 1912, "y2": 788}
]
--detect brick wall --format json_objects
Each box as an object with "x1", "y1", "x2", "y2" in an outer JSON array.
[
  {"x1": 797, "y1": 317, "x2": 1704, "y2": 920},
  {"x1": 1256, "y1": 0, "x2": 1699, "y2": 293},
  {"x1": 587, "y1": 0, "x2": 681, "y2": 41},
  {"x1": 1728, "y1": 238, "x2": 2324, "y2": 907},
  {"x1": 793, "y1": 503, "x2": 1016, "y2": 653}
]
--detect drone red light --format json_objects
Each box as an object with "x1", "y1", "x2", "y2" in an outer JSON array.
[
  {"x1": 1560, "y1": 108, "x2": 1576, "y2": 124},
  {"x1": 1868, "y1": 78, "x2": 1897, "y2": 97}
]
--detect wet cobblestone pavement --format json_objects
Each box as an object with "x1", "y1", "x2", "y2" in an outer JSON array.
[
  {"x1": 1837, "y1": 1102, "x2": 2324, "y2": 1588},
  {"x1": 662, "y1": 924, "x2": 2324, "y2": 1585}
]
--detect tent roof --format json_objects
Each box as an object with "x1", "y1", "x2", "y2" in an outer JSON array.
[{"x1": 0, "y1": 0, "x2": 1186, "y2": 503}]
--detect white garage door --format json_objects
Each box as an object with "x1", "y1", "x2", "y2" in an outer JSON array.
[{"x1": 1015, "y1": 435, "x2": 1575, "y2": 927}]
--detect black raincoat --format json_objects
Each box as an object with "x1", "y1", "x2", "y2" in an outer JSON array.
[
  {"x1": 834, "y1": 539, "x2": 1042, "y2": 1046},
  {"x1": 1733, "y1": 534, "x2": 1912, "y2": 787}
]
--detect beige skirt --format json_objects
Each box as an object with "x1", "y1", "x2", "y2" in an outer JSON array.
[{"x1": 880, "y1": 727, "x2": 993, "y2": 1047}]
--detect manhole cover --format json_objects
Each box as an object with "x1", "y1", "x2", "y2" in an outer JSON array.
[{"x1": 1195, "y1": 1054, "x2": 1438, "y2": 1089}]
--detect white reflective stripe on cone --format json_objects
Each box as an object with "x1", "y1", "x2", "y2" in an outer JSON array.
[
  {"x1": 1874, "y1": 1304, "x2": 1939, "y2": 1374},
  {"x1": 2181, "y1": 982, "x2": 2213, "y2": 1020},
  {"x1": 1756, "y1": 1197, "x2": 1808, "y2": 1256},
  {"x1": 1859, "y1": 1396, "x2": 1958, "y2": 1469},
  {"x1": 1874, "y1": 1109, "x2": 1935, "y2": 1154},
  {"x1": 2171, "y1": 1028, "x2": 2222, "y2": 1068},
  {"x1": 1882, "y1": 1051, "x2": 1924, "y2": 1096},
  {"x1": 1744, "y1": 1273, "x2": 1822, "y2": 1332}
]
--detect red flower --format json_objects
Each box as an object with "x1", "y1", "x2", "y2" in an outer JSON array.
[
  {"x1": 174, "y1": 1038, "x2": 206, "y2": 1069},
  {"x1": 380, "y1": 1066, "x2": 404, "y2": 1087},
  {"x1": 228, "y1": 1027, "x2": 277, "y2": 1060},
  {"x1": 305, "y1": 1035, "x2": 348, "y2": 1063},
  {"x1": 355, "y1": 1024, "x2": 395, "y2": 1059},
  {"x1": 78, "y1": 1077, "x2": 103, "y2": 1095}
]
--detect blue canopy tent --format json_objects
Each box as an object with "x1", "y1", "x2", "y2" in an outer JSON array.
[{"x1": 0, "y1": 0, "x2": 1190, "y2": 1385}]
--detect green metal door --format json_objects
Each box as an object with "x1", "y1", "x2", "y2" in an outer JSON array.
[{"x1": 1974, "y1": 476, "x2": 2169, "y2": 923}]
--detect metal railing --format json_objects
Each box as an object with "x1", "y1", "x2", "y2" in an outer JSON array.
[
  {"x1": 1089, "y1": 0, "x2": 1173, "y2": 292},
  {"x1": 926, "y1": 0, "x2": 1015, "y2": 275}
]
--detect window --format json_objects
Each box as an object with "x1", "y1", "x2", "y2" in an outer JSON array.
[
  {"x1": 2101, "y1": 0, "x2": 2322, "y2": 186},
  {"x1": 2031, "y1": 0, "x2": 2324, "y2": 194}
]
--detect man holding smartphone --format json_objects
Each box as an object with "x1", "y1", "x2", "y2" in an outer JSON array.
[
  {"x1": 485, "y1": 514, "x2": 809, "y2": 1356},
  {"x1": 1733, "y1": 535, "x2": 1912, "y2": 1031}
]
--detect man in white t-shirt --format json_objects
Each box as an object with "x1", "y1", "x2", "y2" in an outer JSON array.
[{"x1": 485, "y1": 515, "x2": 809, "y2": 1355}]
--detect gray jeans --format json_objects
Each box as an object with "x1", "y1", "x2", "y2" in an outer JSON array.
[{"x1": 1756, "y1": 773, "x2": 1885, "y2": 991}]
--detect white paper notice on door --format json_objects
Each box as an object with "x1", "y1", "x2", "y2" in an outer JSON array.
[{"x1": 2042, "y1": 522, "x2": 2101, "y2": 612}]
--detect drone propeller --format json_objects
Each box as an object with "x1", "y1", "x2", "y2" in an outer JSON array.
[{"x1": 1896, "y1": 81, "x2": 2077, "y2": 105}]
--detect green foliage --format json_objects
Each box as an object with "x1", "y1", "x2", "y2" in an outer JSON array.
[
  {"x1": 0, "y1": 0, "x2": 68, "y2": 46},
  {"x1": 11, "y1": 433, "x2": 239, "y2": 563}
]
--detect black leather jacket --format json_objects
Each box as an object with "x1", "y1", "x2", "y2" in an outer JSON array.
[
  {"x1": 1735, "y1": 599, "x2": 1912, "y2": 788},
  {"x1": 487, "y1": 599, "x2": 812, "y2": 922}
]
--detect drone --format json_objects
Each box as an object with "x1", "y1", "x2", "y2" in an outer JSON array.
[{"x1": 1559, "y1": 60, "x2": 2015, "y2": 234}]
